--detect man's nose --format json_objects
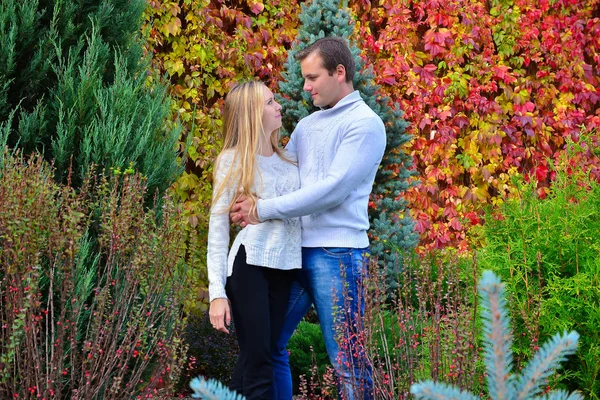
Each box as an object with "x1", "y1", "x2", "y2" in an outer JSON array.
[{"x1": 303, "y1": 82, "x2": 311, "y2": 92}]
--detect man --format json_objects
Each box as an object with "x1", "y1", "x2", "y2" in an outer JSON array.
[{"x1": 231, "y1": 36, "x2": 386, "y2": 400}]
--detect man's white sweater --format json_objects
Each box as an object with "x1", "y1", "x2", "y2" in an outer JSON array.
[{"x1": 257, "y1": 91, "x2": 387, "y2": 248}]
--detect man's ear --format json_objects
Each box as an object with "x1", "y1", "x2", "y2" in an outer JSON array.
[{"x1": 336, "y1": 64, "x2": 346, "y2": 82}]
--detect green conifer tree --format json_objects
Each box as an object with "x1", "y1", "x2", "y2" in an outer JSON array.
[
  {"x1": 0, "y1": 0, "x2": 181, "y2": 196},
  {"x1": 0, "y1": 2, "x2": 187, "y2": 397},
  {"x1": 277, "y1": 0, "x2": 418, "y2": 283}
]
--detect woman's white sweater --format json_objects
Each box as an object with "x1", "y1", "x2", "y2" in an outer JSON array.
[{"x1": 207, "y1": 149, "x2": 301, "y2": 302}]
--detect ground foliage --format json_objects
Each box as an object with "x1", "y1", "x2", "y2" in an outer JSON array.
[
  {"x1": 476, "y1": 137, "x2": 600, "y2": 398},
  {"x1": 411, "y1": 271, "x2": 582, "y2": 400},
  {"x1": 0, "y1": 151, "x2": 188, "y2": 398}
]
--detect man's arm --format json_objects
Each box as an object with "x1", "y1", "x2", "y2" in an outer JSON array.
[
  {"x1": 231, "y1": 129, "x2": 299, "y2": 226},
  {"x1": 232, "y1": 117, "x2": 385, "y2": 224}
]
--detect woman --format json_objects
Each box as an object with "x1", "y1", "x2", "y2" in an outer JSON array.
[{"x1": 207, "y1": 81, "x2": 301, "y2": 399}]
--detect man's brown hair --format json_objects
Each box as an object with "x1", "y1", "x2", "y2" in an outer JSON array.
[{"x1": 295, "y1": 36, "x2": 355, "y2": 83}]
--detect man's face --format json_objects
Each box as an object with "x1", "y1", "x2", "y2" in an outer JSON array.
[{"x1": 300, "y1": 52, "x2": 344, "y2": 108}]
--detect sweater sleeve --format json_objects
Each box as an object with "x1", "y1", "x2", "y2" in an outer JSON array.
[
  {"x1": 257, "y1": 116, "x2": 386, "y2": 220},
  {"x1": 206, "y1": 151, "x2": 236, "y2": 301}
]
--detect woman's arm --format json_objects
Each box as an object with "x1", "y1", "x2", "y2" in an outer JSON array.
[{"x1": 206, "y1": 151, "x2": 236, "y2": 332}]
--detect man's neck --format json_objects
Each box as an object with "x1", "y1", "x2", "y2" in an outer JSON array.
[
  {"x1": 327, "y1": 85, "x2": 354, "y2": 109},
  {"x1": 338, "y1": 83, "x2": 354, "y2": 101}
]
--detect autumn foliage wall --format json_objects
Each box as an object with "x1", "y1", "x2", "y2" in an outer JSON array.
[
  {"x1": 350, "y1": 0, "x2": 600, "y2": 251},
  {"x1": 144, "y1": 0, "x2": 600, "y2": 279},
  {"x1": 144, "y1": 0, "x2": 301, "y2": 308}
]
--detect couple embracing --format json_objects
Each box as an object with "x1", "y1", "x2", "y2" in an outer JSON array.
[{"x1": 207, "y1": 36, "x2": 386, "y2": 400}]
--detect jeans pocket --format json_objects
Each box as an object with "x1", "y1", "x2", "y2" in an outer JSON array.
[{"x1": 320, "y1": 247, "x2": 353, "y2": 257}]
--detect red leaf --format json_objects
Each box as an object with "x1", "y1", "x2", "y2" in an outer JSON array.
[
  {"x1": 250, "y1": 2, "x2": 264, "y2": 15},
  {"x1": 449, "y1": 217, "x2": 463, "y2": 231},
  {"x1": 465, "y1": 212, "x2": 481, "y2": 225},
  {"x1": 535, "y1": 164, "x2": 549, "y2": 181},
  {"x1": 414, "y1": 213, "x2": 431, "y2": 234},
  {"x1": 433, "y1": 30, "x2": 452, "y2": 45}
]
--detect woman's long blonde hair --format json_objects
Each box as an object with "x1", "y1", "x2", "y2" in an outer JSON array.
[{"x1": 211, "y1": 81, "x2": 287, "y2": 212}]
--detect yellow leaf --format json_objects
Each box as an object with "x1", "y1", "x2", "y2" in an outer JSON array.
[
  {"x1": 472, "y1": 186, "x2": 489, "y2": 201},
  {"x1": 163, "y1": 17, "x2": 181, "y2": 36},
  {"x1": 169, "y1": 4, "x2": 181, "y2": 16}
]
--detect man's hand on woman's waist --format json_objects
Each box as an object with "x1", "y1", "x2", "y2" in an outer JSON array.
[{"x1": 230, "y1": 194, "x2": 260, "y2": 228}]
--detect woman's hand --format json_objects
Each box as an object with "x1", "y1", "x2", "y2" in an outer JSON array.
[{"x1": 209, "y1": 298, "x2": 231, "y2": 334}]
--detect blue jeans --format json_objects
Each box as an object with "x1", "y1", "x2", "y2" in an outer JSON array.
[{"x1": 272, "y1": 247, "x2": 373, "y2": 400}]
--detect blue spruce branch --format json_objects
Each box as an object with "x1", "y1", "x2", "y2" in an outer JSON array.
[
  {"x1": 538, "y1": 390, "x2": 584, "y2": 400},
  {"x1": 410, "y1": 270, "x2": 582, "y2": 400},
  {"x1": 189, "y1": 376, "x2": 246, "y2": 400},
  {"x1": 479, "y1": 269, "x2": 515, "y2": 399},
  {"x1": 410, "y1": 380, "x2": 480, "y2": 400},
  {"x1": 515, "y1": 331, "x2": 580, "y2": 399}
]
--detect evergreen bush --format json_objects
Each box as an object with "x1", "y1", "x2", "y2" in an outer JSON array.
[
  {"x1": 0, "y1": 0, "x2": 181, "y2": 197},
  {"x1": 477, "y1": 134, "x2": 600, "y2": 397},
  {"x1": 287, "y1": 320, "x2": 330, "y2": 394}
]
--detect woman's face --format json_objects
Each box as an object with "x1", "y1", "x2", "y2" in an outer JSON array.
[{"x1": 261, "y1": 86, "x2": 282, "y2": 134}]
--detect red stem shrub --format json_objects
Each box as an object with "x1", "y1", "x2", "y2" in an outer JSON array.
[{"x1": 0, "y1": 151, "x2": 188, "y2": 398}]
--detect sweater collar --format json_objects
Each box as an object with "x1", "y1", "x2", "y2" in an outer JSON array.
[{"x1": 320, "y1": 90, "x2": 362, "y2": 111}]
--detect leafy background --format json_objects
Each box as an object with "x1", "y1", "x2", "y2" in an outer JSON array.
[
  {"x1": 142, "y1": 2, "x2": 599, "y2": 395},
  {"x1": 1, "y1": 0, "x2": 598, "y2": 397},
  {"x1": 143, "y1": 0, "x2": 599, "y2": 308}
]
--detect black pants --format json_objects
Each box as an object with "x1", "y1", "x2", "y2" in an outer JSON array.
[{"x1": 225, "y1": 246, "x2": 295, "y2": 400}]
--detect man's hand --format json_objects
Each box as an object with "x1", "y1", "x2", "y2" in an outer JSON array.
[
  {"x1": 230, "y1": 194, "x2": 260, "y2": 228},
  {"x1": 209, "y1": 298, "x2": 231, "y2": 334}
]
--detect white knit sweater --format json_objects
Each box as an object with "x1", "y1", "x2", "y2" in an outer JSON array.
[
  {"x1": 257, "y1": 91, "x2": 386, "y2": 248},
  {"x1": 207, "y1": 149, "x2": 301, "y2": 302}
]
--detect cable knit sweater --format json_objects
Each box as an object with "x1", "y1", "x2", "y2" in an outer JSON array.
[
  {"x1": 207, "y1": 149, "x2": 301, "y2": 302},
  {"x1": 257, "y1": 91, "x2": 386, "y2": 248}
]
